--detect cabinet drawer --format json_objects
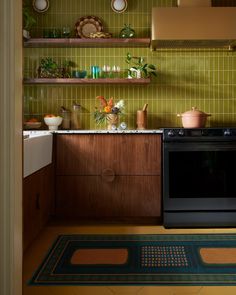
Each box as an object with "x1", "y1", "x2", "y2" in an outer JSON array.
[
  {"x1": 56, "y1": 134, "x2": 161, "y2": 175},
  {"x1": 55, "y1": 175, "x2": 161, "y2": 217}
]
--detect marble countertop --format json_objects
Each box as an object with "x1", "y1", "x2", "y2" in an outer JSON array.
[
  {"x1": 24, "y1": 129, "x2": 163, "y2": 136},
  {"x1": 54, "y1": 129, "x2": 163, "y2": 134}
]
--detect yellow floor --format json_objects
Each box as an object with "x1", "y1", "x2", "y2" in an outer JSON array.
[{"x1": 23, "y1": 224, "x2": 236, "y2": 295}]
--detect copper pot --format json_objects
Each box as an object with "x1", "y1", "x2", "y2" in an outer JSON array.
[{"x1": 177, "y1": 107, "x2": 211, "y2": 128}]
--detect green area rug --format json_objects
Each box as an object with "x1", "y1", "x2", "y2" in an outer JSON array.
[{"x1": 30, "y1": 234, "x2": 236, "y2": 286}]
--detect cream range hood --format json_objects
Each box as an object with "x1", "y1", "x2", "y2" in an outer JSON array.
[{"x1": 151, "y1": 6, "x2": 236, "y2": 50}]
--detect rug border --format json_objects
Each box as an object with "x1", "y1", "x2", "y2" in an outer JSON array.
[{"x1": 28, "y1": 233, "x2": 236, "y2": 286}]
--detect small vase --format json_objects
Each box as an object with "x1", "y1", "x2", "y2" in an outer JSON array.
[
  {"x1": 119, "y1": 24, "x2": 135, "y2": 38},
  {"x1": 106, "y1": 114, "x2": 118, "y2": 130}
]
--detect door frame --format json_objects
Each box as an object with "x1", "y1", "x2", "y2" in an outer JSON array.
[{"x1": 0, "y1": 0, "x2": 22, "y2": 294}]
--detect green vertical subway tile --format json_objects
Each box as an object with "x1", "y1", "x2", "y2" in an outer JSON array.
[{"x1": 24, "y1": 0, "x2": 236, "y2": 127}]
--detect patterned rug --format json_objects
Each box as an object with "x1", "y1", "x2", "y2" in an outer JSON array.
[{"x1": 29, "y1": 234, "x2": 236, "y2": 286}]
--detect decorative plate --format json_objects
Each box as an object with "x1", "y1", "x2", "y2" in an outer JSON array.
[
  {"x1": 111, "y1": 0, "x2": 128, "y2": 13},
  {"x1": 75, "y1": 16, "x2": 103, "y2": 38},
  {"x1": 32, "y1": 0, "x2": 50, "y2": 13}
]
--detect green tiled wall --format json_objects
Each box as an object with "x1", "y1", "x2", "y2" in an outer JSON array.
[{"x1": 24, "y1": 0, "x2": 236, "y2": 129}]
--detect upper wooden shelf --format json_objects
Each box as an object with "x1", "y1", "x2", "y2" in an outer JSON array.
[
  {"x1": 23, "y1": 38, "x2": 151, "y2": 48},
  {"x1": 23, "y1": 78, "x2": 151, "y2": 85}
]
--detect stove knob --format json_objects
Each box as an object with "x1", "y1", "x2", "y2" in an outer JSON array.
[
  {"x1": 178, "y1": 129, "x2": 185, "y2": 136},
  {"x1": 167, "y1": 130, "x2": 176, "y2": 137},
  {"x1": 224, "y1": 129, "x2": 231, "y2": 136},
  {"x1": 201, "y1": 129, "x2": 208, "y2": 136}
]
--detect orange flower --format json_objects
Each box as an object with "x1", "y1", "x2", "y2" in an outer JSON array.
[
  {"x1": 96, "y1": 95, "x2": 107, "y2": 107},
  {"x1": 107, "y1": 97, "x2": 113, "y2": 107},
  {"x1": 104, "y1": 106, "x2": 112, "y2": 113}
]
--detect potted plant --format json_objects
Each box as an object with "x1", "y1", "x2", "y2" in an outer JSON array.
[
  {"x1": 38, "y1": 58, "x2": 60, "y2": 78},
  {"x1": 125, "y1": 52, "x2": 157, "y2": 79},
  {"x1": 23, "y1": 3, "x2": 36, "y2": 39},
  {"x1": 38, "y1": 58, "x2": 75, "y2": 78}
]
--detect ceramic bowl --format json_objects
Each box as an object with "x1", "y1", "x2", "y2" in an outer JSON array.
[
  {"x1": 44, "y1": 116, "x2": 63, "y2": 130},
  {"x1": 24, "y1": 121, "x2": 42, "y2": 129},
  {"x1": 72, "y1": 70, "x2": 87, "y2": 78}
]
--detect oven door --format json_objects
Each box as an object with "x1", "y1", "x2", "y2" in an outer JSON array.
[{"x1": 163, "y1": 141, "x2": 236, "y2": 211}]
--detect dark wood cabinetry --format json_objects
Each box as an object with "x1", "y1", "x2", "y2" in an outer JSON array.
[
  {"x1": 23, "y1": 164, "x2": 54, "y2": 251},
  {"x1": 55, "y1": 134, "x2": 162, "y2": 221}
]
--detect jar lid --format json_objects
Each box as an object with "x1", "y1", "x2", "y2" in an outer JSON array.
[
  {"x1": 73, "y1": 104, "x2": 81, "y2": 110},
  {"x1": 181, "y1": 107, "x2": 210, "y2": 117},
  {"x1": 60, "y1": 106, "x2": 71, "y2": 113}
]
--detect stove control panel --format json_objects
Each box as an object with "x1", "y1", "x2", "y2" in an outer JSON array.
[{"x1": 163, "y1": 128, "x2": 236, "y2": 142}]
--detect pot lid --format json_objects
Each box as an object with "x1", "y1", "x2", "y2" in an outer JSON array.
[{"x1": 180, "y1": 107, "x2": 210, "y2": 117}]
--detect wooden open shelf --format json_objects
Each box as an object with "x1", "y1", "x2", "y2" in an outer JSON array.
[
  {"x1": 24, "y1": 38, "x2": 151, "y2": 48},
  {"x1": 23, "y1": 78, "x2": 151, "y2": 85}
]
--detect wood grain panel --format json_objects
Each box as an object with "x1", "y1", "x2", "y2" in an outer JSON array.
[
  {"x1": 55, "y1": 175, "x2": 161, "y2": 218},
  {"x1": 23, "y1": 164, "x2": 54, "y2": 251},
  {"x1": 56, "y1": 134, "x2": 161, "y2": 176},
  {"x1": 23, "y1": 171, "x2": 42, "y2": 251}
]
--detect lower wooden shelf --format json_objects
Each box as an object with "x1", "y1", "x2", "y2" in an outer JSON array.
[{"x1": 23, "y1": 78, "x2": 151, "y2": 85}]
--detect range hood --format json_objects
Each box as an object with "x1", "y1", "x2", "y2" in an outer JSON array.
[{"x1": 151, "y1": 7, "x2": 236, "y2": 50}]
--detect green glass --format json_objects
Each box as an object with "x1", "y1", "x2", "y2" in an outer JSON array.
[{"x1": 119, "y1": 24, "x2": 135, "y2": 38}]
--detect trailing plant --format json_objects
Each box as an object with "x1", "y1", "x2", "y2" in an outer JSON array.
[
  {"x1": 23, "y1": 4, "x2": 36, "y2": 32},
  {"x1": 125, "y1": 52, "x2": 157, "y2": 78}
]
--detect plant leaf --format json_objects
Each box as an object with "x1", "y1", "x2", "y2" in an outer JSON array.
[{"x1": 148, "y1": 64, "x2": 156, "y2": 70}]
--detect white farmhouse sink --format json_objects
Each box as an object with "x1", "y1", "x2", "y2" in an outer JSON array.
[{"x1": 23, "y1": 132, "x2": 53, "y2": 178}]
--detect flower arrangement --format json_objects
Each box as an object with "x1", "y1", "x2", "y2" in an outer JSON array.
[{"x1": 93, "y1": 96, "x2": 125, "y2": 125}]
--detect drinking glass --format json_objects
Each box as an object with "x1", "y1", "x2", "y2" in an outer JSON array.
[{"x1": 62, "y1": 27, "x2": 71, "y2": 38}]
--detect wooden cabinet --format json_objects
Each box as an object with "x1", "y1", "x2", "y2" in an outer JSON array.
[
  {"x1": 55, "y1": 134, "x2": 162, "y2": 221},
  {"x1": 23, "y1": 164, "x2": 54, "y2": 251}
]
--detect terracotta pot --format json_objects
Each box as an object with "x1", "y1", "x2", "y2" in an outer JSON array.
[{"x1": 177, "y1": 107, "x2": 211, "y2": 128}]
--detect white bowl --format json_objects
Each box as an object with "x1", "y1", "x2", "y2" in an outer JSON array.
[{"x1": 44, "y1": 116, "x2": 63, "y2": 130}]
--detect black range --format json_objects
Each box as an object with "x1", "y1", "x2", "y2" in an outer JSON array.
[{"x1": 162, "y1": 128, "x2": 236, "y2": 228}]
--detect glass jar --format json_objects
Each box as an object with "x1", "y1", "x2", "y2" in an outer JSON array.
[
  {"x1": 60, "y1": 107, "x2": 71, "y2": 129},
  {"x1": 71, "y1": 103, "x2": 81, "y2": 129}
]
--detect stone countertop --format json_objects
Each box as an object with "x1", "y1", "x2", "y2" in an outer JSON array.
[
  {"x1": 54, "y1": 129, "x2": 163, "y2": 134},
  {"x1": 24, "y1": 129, "x2": 163, "y2": 135}
]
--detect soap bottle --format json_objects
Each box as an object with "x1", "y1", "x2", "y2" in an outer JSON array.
[
  {"x1": 71, "y1": 102, "x2": 81, "y2": 129},
  {"x1": 60, "y1": 106, "x2": 71, "y2": 129}
]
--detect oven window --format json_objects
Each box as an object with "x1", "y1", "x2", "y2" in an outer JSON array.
[{"x1": 169, "y1": 151, "x2": 236, "y2": 198}]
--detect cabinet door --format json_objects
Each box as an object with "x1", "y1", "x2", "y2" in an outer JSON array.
[
  {"x1": 56, "y1": 134, "x2": 161, "y2": 175},
  {"x1": 55, "y1": 175, "x2": 161, "y2": 217},
  {"x1": 23, "y1": 164, "x2": 54, "y2": 251},
  {"x1": 40, "y1": 165, "x2": 54, "y2": 228},
  {"x1": 23, "y1": 171, "x2": 42, "y2": 251}
]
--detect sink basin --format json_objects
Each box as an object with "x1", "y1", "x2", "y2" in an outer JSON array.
[{"x1": 24, "y1": 132, "x2": 53, "y2": 178}]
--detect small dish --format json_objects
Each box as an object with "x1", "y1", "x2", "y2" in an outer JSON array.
[
  {"x1": 24, "y1": 121, "x2": 42, "y2": 129},
  {"x1": 33, "y1": 0, "x2": 50, "y2": 13},
  {"x1": 75, "y1": 16, "x2": 103, "y2": 38},
  {"x1": 72, "y1": 70, "x2": 87, "y2": 78},
  {"x1": 111, "y1": 0, "x2": 128, "y2": 13}
]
